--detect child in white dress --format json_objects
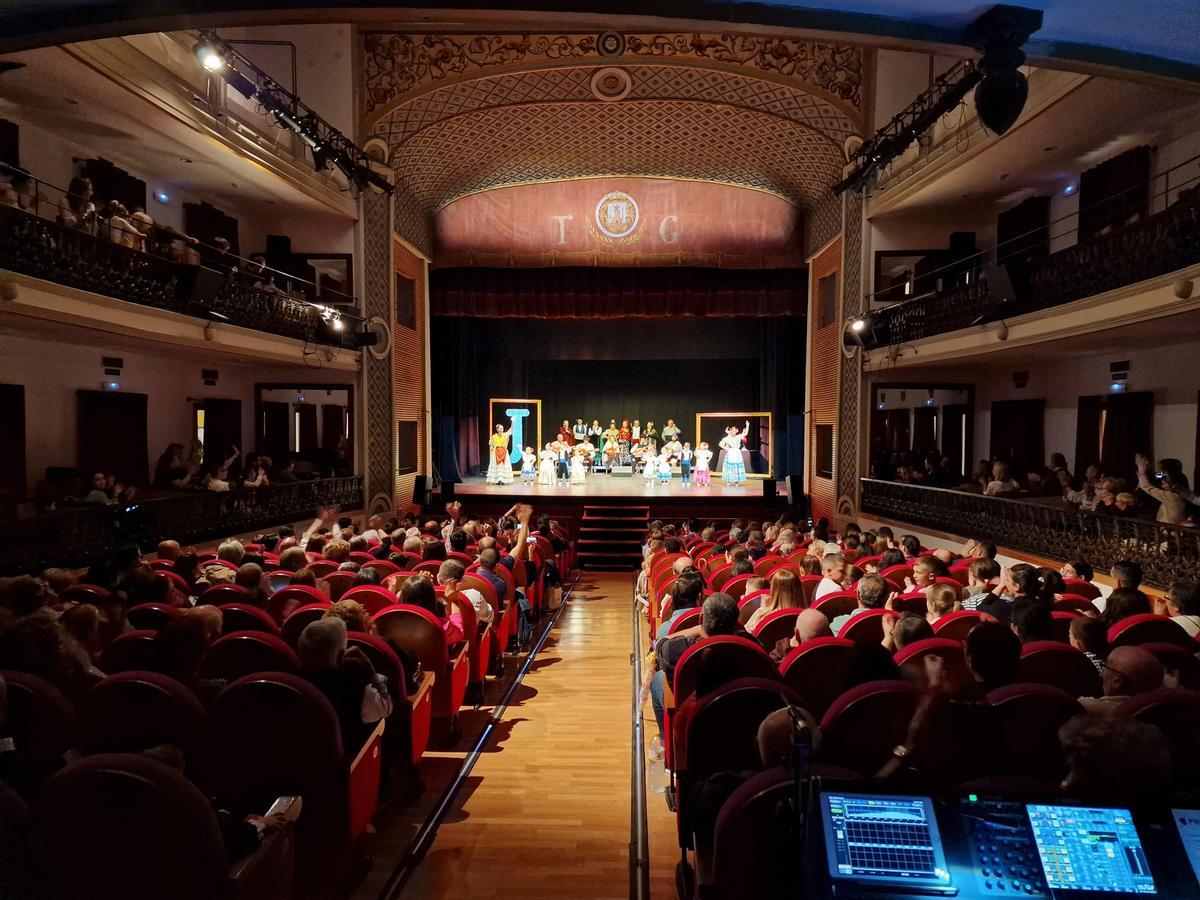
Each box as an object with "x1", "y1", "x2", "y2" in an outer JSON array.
[
  {"x1": 693, "y1": 442, "x2": 713, "y2": 486},
  {"x1": 570, "y1": 448, "x2": 587, "y2": 484},
  {"x1": 656, "y1": 450, "x2": 672, "y2": 483},
  {"x1": 642, "y1": 452, "x2": 657, "y2": 480},
  {"x1": 538, "y1": 444, "x2": 557, "y2": 486},
  {"x1": 521, "y1": 447, "x2": 537, "y2": 483}
]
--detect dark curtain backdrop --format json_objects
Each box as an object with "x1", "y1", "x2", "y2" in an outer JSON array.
[
  {"x1": 78, "y1": 390, "x2": 148, "y2": 485},
  {"x1": 432, "y1": 266, "x2": 806, "y2": 318},
  {"x1": 431, "y1": 315, "x2": 806, "y2": 482},
  {"x1": 1077, "y1": 391, "x2": 1154, "y2": 486},
  {"x1": 990, "y1": 399, "x2": 1045, "y2": 476}
]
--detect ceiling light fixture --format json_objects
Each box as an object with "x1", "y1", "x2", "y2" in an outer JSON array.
[{"x1": 194, "y1": 39, "x2": 226, "y2": 73}]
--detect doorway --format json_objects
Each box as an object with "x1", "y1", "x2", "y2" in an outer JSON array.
[{"x1": 869, "y1": 382, "x2": 975, "y2": 480}]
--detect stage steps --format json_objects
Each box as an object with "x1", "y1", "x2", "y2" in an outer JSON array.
[{"x1": 578, "y1": 505, "x2": 648, "y2": 571}]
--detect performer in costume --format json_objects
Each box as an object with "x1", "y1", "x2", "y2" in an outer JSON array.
[
  {"x1": 520, "y1": 446, "x2": 537, "y2": 483},
  {"x1": 680, "y1": 442, "x2": 693, "y2": 484},
  {"x1": 572, "y1": 418, "x2": 588, "y2": 444},
  {"x1": 693, "y1": 441, "x2": 713, "y2": 486},
  {"x1": 720, "y1": 420, "x2": 751, "y2": 484},
  {"x1": 661, "y1": 418, "x2": 682, "y2": 445},
  {"x1": 641, "y1": 451, "x2": 657, "y2": 481},
  {"x1": 538, "y1": 444, "x2": 557, "y2": 486},
  {"x1": 570, "y1": 447, "x2": 587, "y2": 484},
  {"x1": 559, "y1": 421, "x2": 574, "y2": 446},
  {"x1": 555, "y1": 437, "x2": 571, "y2": 482},
  {"x1": 656, "y1": 448, "x2": 672, "y2": 483},
  {"x1": 643, "y1": 421, "x2": 659, "y2": 453},
  {"x1": 486, "y1": 419, "x2": 515, "y2": 484},
  {"x1": 631, "y1": 419, "x2": 641, "y2": 442}
]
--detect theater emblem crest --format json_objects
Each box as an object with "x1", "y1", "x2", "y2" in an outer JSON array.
[{"x1": 593, "y1": 191, "x2": 641, "y2": 241}]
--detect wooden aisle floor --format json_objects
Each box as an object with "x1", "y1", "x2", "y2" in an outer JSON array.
[{"x1": 401, "y1": 572, "x2": 637, "y2": 899}]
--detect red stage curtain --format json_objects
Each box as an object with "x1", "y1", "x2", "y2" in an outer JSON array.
[{"x1": 430, "y1": 266, "x2": 806, "y2": 318}]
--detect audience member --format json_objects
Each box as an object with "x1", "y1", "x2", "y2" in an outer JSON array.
[
  {"x1": 813, "y1": 553, "x2": 848, "y2": 602},
  {"x1": 882, "y1": 612, "x2": 932, "y2": 653},
  {"x1": 745, "y1": 569, "x2": 805, "y2": 631},
  {"x1": 766, "y1": 608, "x2": 832, "y2": 663},
  {"x1": 1069, "y1": 616, "x2": 1109, "y2": 674},
  {"x1": 1164, "y1": 580, "x2": 1200, "y2": 636},
  {"x1": 1079, "y1": 645, "x2": 1163, "y2": 716},
  {"x1": 398, "y1": 575, "x2": 463, "y2": 646},
  {"x1": 829, "y1": 573, "x2": 890, "y2": 633},
  {"x1": 1100, "y1": 588, "x2": 1151, "y2": 627},
  {"x1": 925, "y1": 583, "x2": 960, "y2": 626},
  {"x1": 297, "y1": 618, "x2": 393, "y2": 752}
]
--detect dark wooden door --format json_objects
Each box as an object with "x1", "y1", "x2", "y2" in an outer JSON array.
[
  {"x1": 0, "y1": 384, "x2": 26, "y2": 498},
  {"x1": 78, "y1": 390, "x2": 148, "y2": 485},
  {"x1": 260, "y1": 401, "x2": 290, "y2": 461},
  {"x1": 990, "y1": 399, "x2": 1044, "y2": 476},
  {"x1": 912, "y1": 407, "x2": 938, "y2": 454}
]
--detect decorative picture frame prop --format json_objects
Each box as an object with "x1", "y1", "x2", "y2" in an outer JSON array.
[
  {"x1": 696, "y1": 411, "x2": 773, "y2": 479},
  {"x1": 487, "y1": 398, "x2": 542, "y2": 466}
]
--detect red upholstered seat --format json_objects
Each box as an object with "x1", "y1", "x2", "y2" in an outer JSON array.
[
  {"x1": 348, "y1": 551, "x2": 375, "y2": 564},
  {"x1": 77, "y1": 671, "x2": 206, "y2": 756},
  {"x1": 60, "y1": 583, "x2": 113, "y2": 605},
  {"x1": 323, "y1": 571, "x2": 357, "y2": 602},
  {"x1": 812, "y1": 590, "x2": 858, "y2": 621},
  {"x1": 668, "y1": 608, "x2": 702, "y2": 635},
  {"x1": 266, "y1": 585, "x2": 329, "y2": 625},
  {"x1": 341, "y1": 584, "x2": 399, "y2": 616},
  {"x1": 1018, "y1": 641, "x2": 1102, "y2": 697},
  {"x1": 435, "y1": 585, "x2": 491, "y2": 687},
  {"x1": 723, "y1": 574, "x2": 753, "y2": 601},
  {"x1": 155, "y1": 570, "x2": 192, "y2": 596},
  {"x1": 196, "y1": 583, "x2": 249, "y2": 607},
  {"x1": 125, "y1": 602, "x2": 181, "y2": 631},
  {"x1": 932, "y1": 610, "x2": 989, "y2": 642},
  {"x1": 413, "y1": 559, "x2": 442, "y2": 576},
  {"x1": 1063, "y1": 578, "x2": 1102, "y2": 600},
  {"x1": 894, "y1": 637, "x2": 969, "y2": 688},
  {"x1": 891, "y1": 592, "x2": 928, "y2": 616},
  {"x1": 820, "y1": 680, "x2": 920, "y2": 775},
  {"x1": 985, "y1": 683, "x2": 1081, "y2": 780},
  {"x1": 460, "y1": 573, "x2": 509, "y2": 653},
  {"x1": 360, "y1": 559, "x2": 402, "y2": 578},
  {"x1": 347, "y1": 632, "x2": 433, "y2": 768},
  {"x1": 672, "y1": 635, "x2": 779, "y2": 705},
  {"x1": 147, "y1": 559, "x2": 175, "y2": 571},
  {"x1": 281, "y1": 604, "x2": 334, "y2": 650},
  {"x1": 737, "y1": 594, "x2": 763, "y2": 626},
  {"x1": 1108, "y1": 614, "x2": 1193, "y2": 649},
  {"x1": 708, "y1": 563, "x2": 735, "y2": 591},
  {"x1": 217, "y1": 602, "x2": 281, "y2": 636},
  {"x1": 197, "y1": 632, "x2": 300, "y2": 681},
  {"x1": 204, "y1": 673, "x2": 381, "y2": 898},
  {"x1": 837, "y1": 608, "x2": 900, "y2": 644},
  {"x1": 763, "y1": 562, "x2": 800, "y2": 581},
  {"x1": 306, "y1": 559, "x2": 339, "y2": 578},
  {"x1": 0, "y1": 670, "x2": 75, "y2": 755},
  {"x1": 1049, "y1": 610, "x2": 1078, "y2": 642},
  {"x1": 751, "y1": 609, "x2": 802, "y2": 651},
  {"x1": 1055, "y1": 595, "x2": 1099, "y2": 614},
  {"x1": 32, "y1": 753, "x2": 293, "y2": 900},
  {"x1": 374, "y1": 605, "x2": 469, "y2": 726},
  {"x1": 1122, "y1": 688, "x2": 1200, "y2": 785},
  {"x1": 752, "y1": 555, "x2": 784, "y2": 578},
  {"x1": 779, "y1": 637, "x2": 856, "y2": 719},
  {"x1": 98, "y1": 630, "x2": 161, "y2": 675},
  {"x1": 798, "y1": 575, "x2": 823, "y2": 605},
  {"x1": 944, "y1": 569, "x2": 970, "y2": 586}
]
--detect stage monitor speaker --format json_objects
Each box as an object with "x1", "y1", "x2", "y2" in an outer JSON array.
[
  {"x1": 762, "y1": 479, "x2": 777, "y2": 504},
  {"x1": 412, "y1": 475, "x2": 432, "y2": 508}
]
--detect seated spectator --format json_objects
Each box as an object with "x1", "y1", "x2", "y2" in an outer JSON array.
[
  {"x1": 422, "y1": 540, "x2": 446, "y2": 562},
  {"x1": 297, "y1": 618, "x2": 392, "y2": 753},
  {"x1": 1100, "y1": 588, "x2": 1151, "y2": 627},
  {"x1": 323, "y1": 599, "x2": 374, "y2": 635},
  {"x1": 215, "y1": 540, "x2": 244, "y2": 567},
  {"x1": 1136, "y1": 453, "x2": 1191, "y2": 524},
  {"x1": 0, "y1": 615, "x2": 89, "y2": 699},
  {"x1": 925, "y1": 583, "x2": 960, "y2": 626},
  {"x1": 1111, "y1": 560, "x2": 1143, "y2": 590},
  {"x1": 234, "y1": 564, "x2": 268, "y2": 607},
  {"x1": 153, "y1": 611, "x2": 223, "y2": 702},
  {"x1": 829, "y1": 573, "x2": 891, "y2": 633},
  {"x1": 290, "y1": 568, "x2": 320, "y2": 590},
  {"x1": 767, "y1": 608, "x2": 832, "y2": 663},
  {"x1": 882, "y1": 611, "x2": 932, "y2": 653},
  {"x1": 1164, "y1": 580, "x2": 1200, "y2": 636},
  {"x1": 399, "y1": 575, "x2": 463, "y2": 646},
  {"x1": 156, "y1": 540, "x2": 182, "y2": 561},
  {"x1": 435, "y1": 559, "x2": 491, "y2": 627},
  {"x1": 899, "y1": 535, "x2": 921, "y2": 559},
  {"x1": 745, "y1": 569, "x2": 806, "y2": 632},
  {"x1": 59, "y1": 175, "x2": 96, "y2": 233},
  {"x1": 984, "y1": 461, "x2": 1021, "y2": 496},
  {"x1": 964, "y1": 621, "x2": 1021, "y2": 693},
  {"x1": 730, "y1": 558, "x2": 754, "y2": 578},
  {"x1": 242, "y1": 454, "x2": 269, "y2": 489},
  {"x1": 903, "y1": 554, "x2": 945, "y2": 592},
  {"x1": 323, "y1": 540, "x2": 351, "y2": 564},
  {"x1": 352, "y1": 567, "x2": 381, "y2": 587},
  {"x1": 813, "y1": 552, "x2": 848, "y2": 602},
  {"x1": 278, "y1": 546, "x2": 308, "y2": 573},
  {"x1": 1069, "y1": 616, "x2": 1108, "y2": 675},
  {"x1": 656, "y1": 569, "x2": 705, "y2": 638},
  {"x1": 1079, "y1": 645, "x2": 1164, "y2": 717},
  {"x1": 1058, "y1": 714, "x2": 1172, "y2": 806},
  {"x1": 1010, "y1": 598, "x2": 1054, "y2": 643},
  {"x1": 1060, "y1": 559, "x2": 1094, "y2": 583},
  {"x1": 962, "y1": 558, "x2": 1001, "y2": 610}
]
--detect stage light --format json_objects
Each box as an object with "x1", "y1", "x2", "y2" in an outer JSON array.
[
  {"x1": 331, "y1": 316, "x2": 344, "y2": 332},
  {"x1": 153, "y1": 191, "x2": 170, "y2": 204},
  {"x1": 1110, "y1": 382, "x2": 1127, "y2": 393},
  {"x1": 1063, "y1": 183, "x2": 1077, "y2": 196},
  {"x1": 194, "y1": 39, "x2": 225, "y2": 72},
  {"x1": 224, "y1": 70, "x2": 257, "y2": 101},
  {"x1": 851, "y1": 318, "x2": 866, "y2": 333}
]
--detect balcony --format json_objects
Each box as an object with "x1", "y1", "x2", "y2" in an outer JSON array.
[
  {"x1": 3, "y1": 476, "x2": 364, "y2": 577},
  {"x1": 856, "y1": 168, "x2": 1200, "y2": 352},
  {"x1": 859, "y1": 478, "x2": 1200, "y2": 589}
]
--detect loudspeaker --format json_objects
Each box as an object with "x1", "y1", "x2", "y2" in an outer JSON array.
[
  {"x1": 264, "y1": 234, "x2": 292, "y2": 271},
  {"x1": 762, "y1": 479, "x2": 777, "y2": 503},
  {"x1": 441, "y1": 480, "x2": 455, "y2": 504},
  {"x1": 176, "y1": 264, "x2": 227, "y2": 304},
  {"x1": 412, "y1": 475, "x2": 432, "y2": 508},
  {"x1": 786, "y1": 475, "x2": 802, "y2": 507}
]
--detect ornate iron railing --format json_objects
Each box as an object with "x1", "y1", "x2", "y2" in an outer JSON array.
[
  {"x1": 860, "y1": 478, "x2": 1200, "y2": 589},
  {"x1": 0, "y1": 204, "x2": 349, "y2": 346},
  {"x1": 2, "y1": 476, "x2": 364, "y2": 577},
  {"x1": 860, "y1": 193, "x2": 1200, "y2": 349}
]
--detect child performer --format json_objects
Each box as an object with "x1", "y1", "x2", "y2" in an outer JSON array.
[
  {"x1": 656, "y1": 448, "x2": 672, "y2": 483},
  {"x1": 680, "y1": 442, "x2": 693, "y2": 484},
  {"x1": 538, "y1": 443, "x2": 557, "y2": 487},
  {"x1": 693, "y1": 441, "x2": 713, "y2": 486},
  {"x1": 642, "y1": 450, "x2": 657, "y2": 481},
  {"x1": 520, "y1": 446, "x2": 537, "y2": 483},
  {"x1": 570, "y1": 447, "x2": 587, "y2": 484},
  {"x1": 719, "y1": 420, "x2": 750, "y2": 484}
]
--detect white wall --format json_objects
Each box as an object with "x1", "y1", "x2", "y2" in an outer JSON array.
[
  {"x1": 0, "y1": 331, "x2": 345, "y2": 494},
  {"x1": 259, "y1": 386, "x2": 350, "y2": 453}
]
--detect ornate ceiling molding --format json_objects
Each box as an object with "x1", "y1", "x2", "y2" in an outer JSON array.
[{"x1": 362, "y1": 31, "x2": 864, "y2": 121}]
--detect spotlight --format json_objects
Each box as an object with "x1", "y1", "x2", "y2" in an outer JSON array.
[
  {"x1": 1063, "y1": 184, "x2": 1077, "y2": 196},
  {"x1": 194, "y1": 39, "x2": 225, "y2": 72},
  {"x1": 224, "y1": 70, "x2": 257, "y2": 101},
  {"x1": 851, "y1": 318, "x2": 866, "y2": 333},
  {"x1": 332, "y1": 316, "x2": 344, "y2": 332}
]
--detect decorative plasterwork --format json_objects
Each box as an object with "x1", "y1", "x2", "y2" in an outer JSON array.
[{"x1": 362, "y1": 31, "x2": 863, "y2": 118}]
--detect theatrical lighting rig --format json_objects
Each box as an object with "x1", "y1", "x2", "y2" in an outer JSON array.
[
  {"x1": 834, "y1": 4, "x2": 1042, "y2": 195},
  {"x1": 192, "y1": 30, "x2": 393, "y2": 195}
]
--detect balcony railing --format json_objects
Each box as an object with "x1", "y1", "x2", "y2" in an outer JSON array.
[
  {"x1": 859, "y1": 478, "x2": 1200, "y2": 589},
  {"x1": 2, "y1": 476, "x2": 364, "y2": 577}
]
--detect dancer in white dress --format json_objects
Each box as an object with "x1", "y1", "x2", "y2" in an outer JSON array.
[
  {"x1": 537, "y1": 444, "x2": 557, "y2": 486},
  {"x1": 720, "y1": 420, "x2": 750, "y2": 484},
  {"x1": 656, "y1": 449, "x2": 672, "y2": 483},
  {"x1": 570, "y1": 448, "x2": 587, "y2": 484},
  {"x1": 642, "y1": 451, "x2": 657, "y2": 481},
  {"x1": 520, "y1": 447, "x2": 537, "y2": 483},
  {"x1": 693, "y1": 442, "x2": 713, "y2": 486},
  {"x1": 486, "y1": 419, "x2": 515, "y2": 484}
]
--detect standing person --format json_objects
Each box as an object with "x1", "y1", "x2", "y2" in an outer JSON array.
[
  {"x1": 643, "y1": 421, "x2": 659, "y2": 453},
  {"x1": 661, "y1": 418, "x2": 681, "y2": 445},
  {"x1": 538, "y1": 444, "x2": 557, "y2": 487},
  {"x1": 720, "y1": 420, "x2": 751, "y2": 484},
  {"x1": 572, "y1": 418, "x2": 588, "y2": 444},
  {"x1": 693, "y1": 442, "x2": 713, "y2": 486},
  {"x1": 555, "y1": 437, "x2": 571, "y2": 482},
  {"x1": 486, "y1": 420, "x2": 515, "y2": 485},
  {"x1": 680, "y1": 442, "x2": 693, "y2": 485},
  {"x1": 558, "y1": 421, "x2": 574, "y2": 446},
  {"x1": 520, "y1": 447, "x2": 537, "y2": 483},
  {"x1": 631, "y1": 420, "x2": 641, "y2": 442},
  {"x1": 570, "y1": 447, "x2": 587, "y2": 485},
  {"x1": 656, "y1": 448, "x2": 673, "y2": 484},
  {"x1": 618, "y1": 419, "x2": 632, "y2": 446},
  {"x1": 642, "y1": 450, "x2": 658, "y2": 482}
]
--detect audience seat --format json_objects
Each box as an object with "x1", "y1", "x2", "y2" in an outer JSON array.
[
  {"x1": 197, "y1": 584, "x2": 250, "y2": 607},
  {"x1": 60, "y1": 583, "x2": 113, "y2": 606},
  {"x1": 1107, "y1": 614, "x2": 1193, "y2": 649},
  {"x1": 1063, "y1": 579, "x2": 1102, "y2": 600},
  {"x1": 460, "y1": 573, "x2": 509, "y2": 654},
  {"x1": 1121, "y1": 688, "x2": 1200, "y2": 786},
  {"x1": 1018, "y1": 641, "x2": 1102, "y2": 697},
  {"x1": 944, "y1": 569, "x2": 970, "y2": 587},
  {"x1": 266, "y1": 586, "x2": 328, "y2": 625},
  {"x1": 0, "y1": 782, "x2": 29, "y2": 898},
  {"x1": 763, "y1": 562, "x2": 800, "y2": 581},
  {"x1": 668, "y1": 609, "x2": 702, "y2": 634},
  {"x1": 0, "y1": 670, "x2": 74, "y2": 756},
  {"x1": 374, "y1": 606, "x2": 469, "y2": 729},
  {"x1": 204, "y1": 674, "x2": 381, "y2": 899},
  {"x1": 341, "y1": 585, "x2": 399, "y2": 616},
  {"x1": 390, "y1": 551, "x2": 423, "y2": 571},
  {"x1": 306, "y1": 560, "x2": 339, "y2": 578},
  {"x1": 751, "y1": 556, "x2": 782, "y2": 578},
  {"x1": 837, "y1": 609, "x2": 901, "y2": 645},
  {"x1": 708, "y1": 563, "x2": 735, "y2": 591},
  {"x1": 891, "y1": 592, "x2": 928, "y2": 616},
  {"x1": 985, "y1": 683, "x2": 1081, "y2": 780},
  {"x1": 147, "y1": 559, "x2": 175, "y2": 572},
  {"x1": 125, "y1": 602, "x2": 182, "y2": 631},
  {"x1": 737, "y1": 594, "x2": 763, "y2": 626},
  {"x1": 881, "y1": 564, "x2": 914, "y2": 590},
  {"x1": 323, "y1": 572, "x2": 357, "y2": 602},
  {"x1": 155, "y1": 570, "x2": 192, "y2": 596},
  {"x1": 413, "y1": 560, "x2": 443, "y2": 576},
  {"x1": 98, "y1": 630, "x2": 161, "y2": 675},
  {"x1": 1049, "y1": 610, "x2": 1078, "y2": 642},
  {"x1": 820, "y1": 680, "x2": 920, "y2": 775},
  {"x1": 798, "y1": 575, "x2": 823, "y2": 605},
  {"x1": 439, "y1": 588, "x2": 491, "y2": 688},
  {"x1": 348, "y1": 551, "x2": 375, "y2": 565},
  {"x1": 812, "y1": 590, "x2": 858, "y2": 621},
  {"x1": 360, "y1": 559, "x2": 401, "y2": 578},
  {"x1": 779, "y1": 638, "x2": 856, "y2": 719},
  {"x1": 894, "y1": 638, "x2": 969, "y2": 688},
  {"x1": 723, "y1": 575, "x2": 753, "y2": 601},
  {"x1": 1139, "y1": 642, "x2": 1200, "y2": 689},
  {"x1": 347, "y1": 632, "x2": 434, "y2": 768},
  {"x1": 77, "y1": 671, "x2": 207, "y2": 757},
  {"x1": 198, "y1": 632, "x2": 300, "y2": 682},
  {"x1": 33, "y1": 753, "x2": 294, "y2": 900},
  {"x1": 932, "y1": 610, "x2": 989, "y2": 642},
  {"x1": 1054, "y1": 595, "x2": 1098, "y2": 614},
  {"x1": 750, "y1": 609, "x2": 802, "y2": 650},
  {"x1": 218, "y1": 603, "x2": 281, "y2": 636},
  {"x1": 672, "y1": 636, "x2": 779, "y2": 706},
  {"x1": 280, "y1": 604, "x2": 333, "y2": 649}
]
